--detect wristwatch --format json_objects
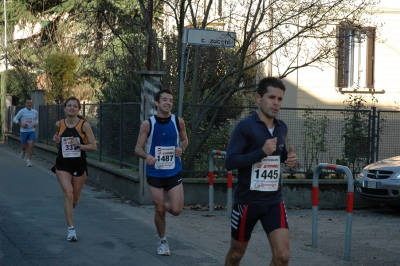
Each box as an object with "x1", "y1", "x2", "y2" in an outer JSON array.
[
  {"x1": 77, "y1": 143, "x2": 81, "y2": 148},
  {"x1": 181, "y1": 147, "x2": 185, "y2": 153}
]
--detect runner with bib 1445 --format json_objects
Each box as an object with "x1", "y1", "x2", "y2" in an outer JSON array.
[{"x1": 224, "y1": 77, "x2": 297, "y2": 266}]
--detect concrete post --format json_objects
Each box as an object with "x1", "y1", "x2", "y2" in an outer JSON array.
[
  {"x1": 31, "y1": 90, "x2": 44, "y2": 141},
  {"x1": 0, "y1": 73, "x2": 6, "y2": 141},
  {"x1": 137, "y1": 71, "x2": 166, "y2": 204},
  {"x1": 5, "y1": 94, "x2": 12, "y2": 132}
]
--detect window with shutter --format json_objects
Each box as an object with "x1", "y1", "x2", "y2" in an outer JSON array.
[{"x1": 335, "y1": 25, "x2": 376, "y2": 91}]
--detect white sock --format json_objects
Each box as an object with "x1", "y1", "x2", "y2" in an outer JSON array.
[
  {"x1": 160, "y1": 237, "x2": 167, "y2": 243},
  {"x1": 68, "y1": 226, "x2": 74, "y2": 230}
]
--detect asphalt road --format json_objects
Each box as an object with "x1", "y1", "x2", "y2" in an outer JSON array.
[
  {"x1": 0, "y1": 144, "x2": 224, "y2": 266},
  {"x1": 1, "y1": 143, "x2": 400, "y2": 266}
]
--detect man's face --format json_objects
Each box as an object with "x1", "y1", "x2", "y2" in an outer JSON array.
[
  {"x1": 25, "y1": 100, "x2": 33, "y2": 110},
  {"x1": 256, "y1": 86, "x2": 284, "y2": 119},
  {"x1": 155, "y1": 93, "x2": 173, "y2": 114}
]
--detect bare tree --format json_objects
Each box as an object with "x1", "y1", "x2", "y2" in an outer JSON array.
[
  {"x1": 0, "y1": 0, "x2": 381, "y2": 171},
  {"x1": 157, "y1": 0, "x2": 380, "y2": 170}
]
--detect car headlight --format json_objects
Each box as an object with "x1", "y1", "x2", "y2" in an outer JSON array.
[
  {"x1": 356, "y1": 170, "x2": 367, "y2": 180},
  {"x1": 392, "y1": 172, "x2": 400, "y2": 179}
]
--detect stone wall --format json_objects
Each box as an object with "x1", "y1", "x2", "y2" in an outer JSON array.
[{"x1": 6, "y1": 134, "x2": 369, "y2": 209}]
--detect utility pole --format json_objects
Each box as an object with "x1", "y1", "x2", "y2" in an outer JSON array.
[
  {"x1": 146, "y1": 0, "x2": 153, "y2": 70},
  {"x1": 267, "y1": 0, "x2": 273, "y2": 76},
  {"x1": 3, "y1": 0, "x2": 7, "y2": 70}
]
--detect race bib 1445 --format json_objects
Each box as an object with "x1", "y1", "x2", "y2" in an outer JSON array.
[{"x1": 250, "y1": 156, "x2": 281, "y2": 191}]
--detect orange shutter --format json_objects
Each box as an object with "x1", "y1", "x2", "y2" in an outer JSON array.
[
  {"x1": 335, "y1": 26, "x2": 347, "y2": 88},
  {"x1": 365, "y1": 27, "x2": 375, "y2": 89}
]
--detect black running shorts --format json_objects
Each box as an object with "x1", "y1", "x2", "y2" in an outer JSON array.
[
  {"x1": 55, "y1": 157, "x2": 88, "y2": 177},
  {"x1": 146, "y1": 173, "x2": 182, "y2": 191},
  {"x1": 230, "y1": 202, "x2": 289, "y2": 242}
]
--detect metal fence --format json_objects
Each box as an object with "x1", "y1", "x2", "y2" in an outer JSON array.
[
  {"x1": 7, "y1": 103, "x2": 400, "y2": 178},
  {"x1": 376, "y1": 110, "x2": 400, "y2": 160},
  {"x1": 39, "y1": 103, "x2": 142, "y2": 170}
]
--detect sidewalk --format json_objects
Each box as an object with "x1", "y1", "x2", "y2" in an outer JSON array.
[{"x1": 1, "y1": 143, "x2": 400, "y2": 265}]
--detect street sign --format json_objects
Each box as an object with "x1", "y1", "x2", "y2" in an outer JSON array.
[
  {"x1": 178, "y1": 28, "x2": 236, "y2": 118},
  {"x1": 186, "y1": 28, "x2": 236, "y2": 48}
]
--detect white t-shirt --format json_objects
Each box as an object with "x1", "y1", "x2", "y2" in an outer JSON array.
[{"x1": 13, "y1": 107, "x2": 39, "y2": 132}]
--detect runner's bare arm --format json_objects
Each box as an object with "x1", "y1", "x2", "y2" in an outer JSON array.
[
  {"x1": 53, "y1": 121, "x2": 61, "y2": 144},
  {"x1": 81, "y1": 121, "x2": 97, "y2": 152},
  {"x1": 135, "y1": 120, "x2": 157, "y2": 165},
  {"x1": 176, "y1": 118, "x2": 188, "y2": 157}
]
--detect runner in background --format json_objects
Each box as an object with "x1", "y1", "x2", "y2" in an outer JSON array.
[
  {"x1": 135, "y1": 89, "x2": 188, "y2": 256},
  {"x1": 13, "y1": 97, "x2": 38, "y2": 167}
]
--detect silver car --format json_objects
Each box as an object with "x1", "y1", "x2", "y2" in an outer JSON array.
[{"x1": 355, "y1": 156, "x2": 400, "y2": 207}]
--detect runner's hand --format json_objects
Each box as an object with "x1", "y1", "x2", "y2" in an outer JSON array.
[
  {"x1": 53, "y1": 133, "x2": 60, "y2": 144},
  {"x1": 175, "y1": 147, "x2": 184, "y2": 157},
  {"x1": 146, "y1": 154, "x2": 158, "y2": 166},
  {"x1": 69, "y1": 137, "x2": 79, "y2": 147},
  {"x1": 262, "y1": 137, "x2": 277, "y2": 156},
  {"x1": 285, "y1": 146, "x2": 297, "y2": 168}
]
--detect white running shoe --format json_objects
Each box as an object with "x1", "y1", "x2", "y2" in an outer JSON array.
[
  {"x1": 20, "y1": 150, "x2": 25, "y2": 159},
  {"x1": 26, "y1": 160, "x2": 32, "y2": 167},
  {"x1": 67, "y1": 228, "x2": 78, "y2": 242},
  {"x1": 157, "y1": 240, "x2": 170, "y2": 256}
]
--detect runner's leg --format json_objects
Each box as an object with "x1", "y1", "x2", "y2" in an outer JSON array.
[
  {"x1": 56, "y1": 170, "x2": 74, "y2": 226},
  {"x1": 165, "y1": 183, "x2": 183, "y2": 216},
  {"x1": 148, "y1": 185, "x2": 167, "y2": 238},
  {"x1": 71, "y1": 172, "x2": 87, "y2": 208},
  {"x1": 27, "y1": 141, "x2": 34, "y2": 160},
  {"x1": 225, "y1": 238, "x2": 249, "y2": 266},
  {"x1": 268, "y1": 228, "x2": 290, "y2": 266},
  {"x1": 20, "y1": 133, "x2": 28, "y2": 153}
]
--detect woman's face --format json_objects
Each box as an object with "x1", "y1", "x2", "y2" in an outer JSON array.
[{"x1": 64, "y1": 100, "x2": 80, "y2": 116}]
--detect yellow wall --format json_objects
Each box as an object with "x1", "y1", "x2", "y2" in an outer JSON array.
[{"x1": 280, "y1": 1, "x2": 400, "y2": 110}]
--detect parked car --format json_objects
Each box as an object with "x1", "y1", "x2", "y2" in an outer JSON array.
[{"x1": 355, "y1": 156, "x2": 400, "y2": 207}]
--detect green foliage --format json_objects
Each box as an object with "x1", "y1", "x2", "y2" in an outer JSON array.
[
  {"x1": 43, "y1": 52, "x2": 78, "y2": 103},
  {"x1": 180, "y1": 105, "x2": 240, "y2": 174},
  {"x1": 85, "y1": 36, "x2": 143, "y2": 102},
  {"x1": 12, "y1": 0, "x2": 64, "y2": 14},
  {"x1": 68, "y1": 0, "x2": 154, "y2": 102},
  {"x1": 341, "y1": 93, "x2": 374, "y2": 172},
  {"x1": 3, "y1": 69, "x2": 35, "y2": 105},
  {"x1": 301, "y1": 107, "x2": 330, "y2": 174}
]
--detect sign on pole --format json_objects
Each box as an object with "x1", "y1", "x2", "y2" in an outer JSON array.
[
  {"x1": 186, "y1": 28, "x2": 236, "y2": 48},
  {"x1": 178, "y1": 28, "x2": 236, "y2": 117}
]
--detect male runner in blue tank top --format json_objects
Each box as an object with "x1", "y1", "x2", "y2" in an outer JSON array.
[
  {"x1": 135, "y1": 89, "x2": 188, "y2": 256},
  {"x1": 224, "y1": 77, "x2": 297, "y2": 266}
]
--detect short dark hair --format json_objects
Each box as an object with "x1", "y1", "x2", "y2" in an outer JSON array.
[
  {"x1": 257, "y1": 77, "x2": 286, "y2": 97},
  {"x1": 154, "y1": 89, "x2": 173, "y2": 102},
  {"x1": 25, "y1": 97, "x2": 32, "y2": 102}
]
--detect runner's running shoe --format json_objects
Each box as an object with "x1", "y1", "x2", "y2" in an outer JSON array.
[
  {"x1": 67, "y1": 228, "x2": 77, "y2": 242},
  {"x1": 26, "y1": 160, "x2": 32, "y2": 167},
  {"x1": 20, "y1": 150, "x2": 25, "y2": 159},
  {"x1": 157, "y1": 240, "x2": 170, "y2": 256}
]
